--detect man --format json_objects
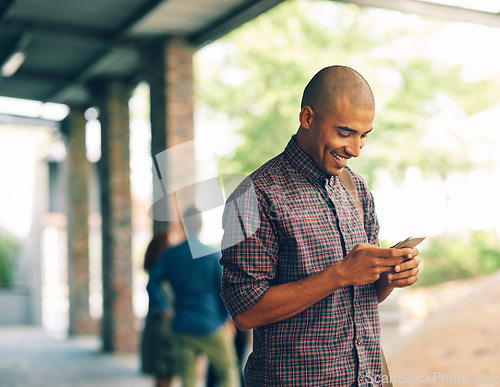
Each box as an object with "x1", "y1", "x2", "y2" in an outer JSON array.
[
  {"x1": 220, "y1": 65, "x2": 420, "y2": 386},
  {"x1": 147, "y1": 208, "x2": 240, "y2": 387}
]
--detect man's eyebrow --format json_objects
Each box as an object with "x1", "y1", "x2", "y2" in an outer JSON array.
[{"x1": 336, "y1": 126, "x2": 373, "y2": 135}]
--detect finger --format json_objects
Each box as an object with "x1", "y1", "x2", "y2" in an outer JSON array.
[
  {"x1": 378, "y1": 247, "x2": 414, "y2": 259},
  {"x1": 390, "y1": 274, "x2": 419, "y2": 287},
  {"x1": 376, "y1": 257, "x2": 406, "y2": 268},
  {"x1": 389, "y1": 266, "x2": 419, "y2": 281},
  {"x1": 394, "y1": 257, "x2": 421, "y2": 273}
]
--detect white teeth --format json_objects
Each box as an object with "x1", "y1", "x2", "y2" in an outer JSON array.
[{"x1": 332, "y1": 153, "x2": 348, "y2": 167}]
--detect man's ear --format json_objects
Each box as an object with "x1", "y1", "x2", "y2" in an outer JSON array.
[{"x1": 299, "y1": 106, "x2": 314, "y2": 129}]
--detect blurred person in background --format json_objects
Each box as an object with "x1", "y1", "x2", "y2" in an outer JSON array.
[
  {"x1": 206, "y1": 327, "x2": 251, "y2": 387},
  {"x1": 141, "y1": 227, "x2": 182, "y2": 387},
  {"x1": 147, "y1": 207, "x2": 240, "y2": 387}
]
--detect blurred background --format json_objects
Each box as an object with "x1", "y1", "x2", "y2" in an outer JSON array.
[{"x1": 1, "y1": 0, "x2": 499, "y2": 385}]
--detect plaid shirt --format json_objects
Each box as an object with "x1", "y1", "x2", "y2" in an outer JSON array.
[{"x1": 221, "y1": 136, "x2": 382, "y2": 386}]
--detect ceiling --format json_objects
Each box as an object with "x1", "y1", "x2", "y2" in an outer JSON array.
[
  {"x1": 0, "y1": 0, "x2": 285, "y2": 108},
  {"x1": 0, "y1": 0, "x2": 499, "y2": 110}
]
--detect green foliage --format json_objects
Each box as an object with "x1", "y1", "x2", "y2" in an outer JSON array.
[
  {"x1": 195, "y1": 0, "x2": 500, "y2": 183},
  {"x1": 439, "y1": 67, "x2": 500, "y2": 116},
  {"x1": 413, "y1": 231, "x2": 500, "y2": 286},
  {"x1": 0, "y1": 235, "x2": 20, "y2": 287}
]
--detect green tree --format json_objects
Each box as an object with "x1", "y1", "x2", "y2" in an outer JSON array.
[
  {"x1": 195, "y1": 0, "x2": 500, "y2": 184},
  {"x1": 0, "y1": 235, "x2": 20, "y2": 287},
  {"x1": 413, "y1": 231, "x2": 500, "y2": 286}
]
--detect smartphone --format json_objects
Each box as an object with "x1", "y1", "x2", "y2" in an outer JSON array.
[{"x1": 391, "y1": 236, "x2": 425, "y2": 249}]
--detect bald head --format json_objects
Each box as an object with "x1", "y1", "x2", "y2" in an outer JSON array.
[{"x1": 301, "y1": 65, "x2": 375, "y2": 117}]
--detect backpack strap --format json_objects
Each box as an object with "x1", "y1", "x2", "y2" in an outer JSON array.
[{"x1": 338, "y1": 168, "x2": 364, "y2": 225}]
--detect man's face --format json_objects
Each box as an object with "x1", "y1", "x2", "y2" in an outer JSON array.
[{"x1": 303, "y1": 97, "x2": 375, "y2": 176}]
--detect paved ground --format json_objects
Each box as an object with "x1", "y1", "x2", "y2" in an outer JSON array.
[
  {"x1": 387, "y1": 270, "x2": 500, "y2": 386},
  {"x1": 2, "y1": 271, "x2": 499, "y2": 387},
  {"x1": 0, "y1": 327, "x2": 154, "y2": 387}
]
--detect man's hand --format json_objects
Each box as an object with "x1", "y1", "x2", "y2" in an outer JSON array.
[
  {"x1": 336, "y1": 244, "x2": 412, "y2": 287},
  {"x1": 376, "y1": 247, "x2": 420, "y2": 302},
  {"x1": 233, "y1": 244, "x2": 414, "y2": 331},
  {"x1": 387, "y1": 249, "x2": 420, "y2": 287}
]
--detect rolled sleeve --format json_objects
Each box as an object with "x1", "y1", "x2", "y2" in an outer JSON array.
[
  {"x1": 220, "y1": 235, "x2": 275, "y2": 317},
  {"x1": 220, "y1": 180, "x2": 278, "y2": 318},
  {"x1": 220, "y1": 273, "x2": 270, "y2": 318}
]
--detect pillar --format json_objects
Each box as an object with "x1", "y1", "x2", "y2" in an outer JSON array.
[
  {"x1": 97, "y1": 80, "x2": 136, "y2": 352},
  {"x1": 66, "y1": 109, "x2": 96, "y2": 335},
  {"x1": 146, "y1": 36, "x2": 197, "y2": 232},
  {"x1": 144, "y1": 37, "x2": 169, "y2": 234},
  {"x1": 165, "y1": 36, "x2": 196, "y2": 147}
]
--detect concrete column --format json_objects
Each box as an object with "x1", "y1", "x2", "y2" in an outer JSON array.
[
  {"x1": 97, "y1": 80, "x2": 136, "y2": 353},
  {"x1": 66, "y1": 110, "x2": 96, "y2": 335}
]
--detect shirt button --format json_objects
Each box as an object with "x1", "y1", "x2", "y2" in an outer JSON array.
[
  {"x1": 359, "y1": 375, "x2": 364, "y2": 382},
  {"x1": 357, "y1": 338, "x2": 362, "y2": 345},
  {"x1": 354, "y1": 301, "x2": 360, "y2": 307}
]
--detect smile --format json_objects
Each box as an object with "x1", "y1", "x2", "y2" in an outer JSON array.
[{"x1": 331, "y1": 152, "x2": 349, "y2": 167}]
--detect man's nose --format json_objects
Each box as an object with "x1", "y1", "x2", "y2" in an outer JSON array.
[{"x1": 345, "y1": 138, "x2": 362, "y2": 158}]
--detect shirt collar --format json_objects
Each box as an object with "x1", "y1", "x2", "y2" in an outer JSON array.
[{"x1": 285, "y1": 135, "x2": 334, "y2": 186}]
